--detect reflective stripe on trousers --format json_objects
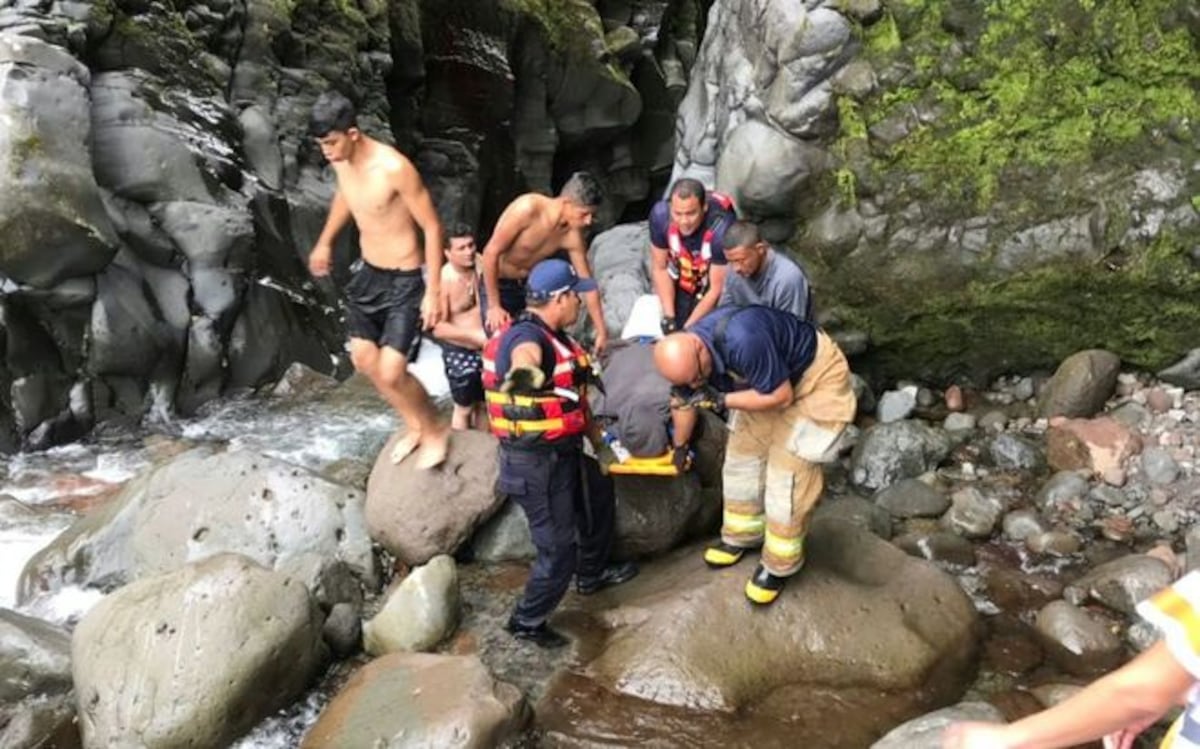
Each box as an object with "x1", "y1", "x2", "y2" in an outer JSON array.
[{"x1": 718, "y1": 331, "x2": 856, "y2": 577}]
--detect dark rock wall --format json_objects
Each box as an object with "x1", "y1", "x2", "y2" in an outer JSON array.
[{"x1": 0, "y1": 0, "x2": 706, "y2": 451}]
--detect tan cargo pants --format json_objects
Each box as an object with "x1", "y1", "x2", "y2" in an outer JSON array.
[{"x1": 720, "y1": 331, "x2": 856, "y2": 576}]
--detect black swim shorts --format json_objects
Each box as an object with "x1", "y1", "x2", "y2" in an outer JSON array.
[
  {"x1": 343, "y1": 260, "x2": 423, "y2": 358},
  {"x1": 441, "y1": 342, "x2": 484, "y2": 407},
  {"x1": 478, "y1": 277, "x2": 528, "y2": 326}
]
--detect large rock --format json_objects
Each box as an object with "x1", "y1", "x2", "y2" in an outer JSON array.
[
  {"x1": 363, "y1": 555, "x2": 459, "y2": 655},
  {"x1": 0, "y1": 608, "x2": 71, "y2": 703},
  {"x1": 89, "y1": 72, "x2": 219, "y2": 204},
  {"x1": 0, "y1": 608, "x2": 76, "y2": 749},
  {"x1": 673, "y1": 0, "x2": 854, "y2": 226},
  {"x1": 301, "y1": 653, "x2": 526, "y2": 749},
  {"x1": 588, "y1": 222, "x2": 651, "y2": 337},
  {"x1": 871, "y1": 702, "x2": 1005, "y2": 749},
  {"x1": 73, "y1": 554, "x2": 325, "y2": 748},
  {"x1": 1038, "y1": 350, "x2": 1121, "y2": 418},
  {"x1": 366, "y1": 430, "x2": 503, "y2": 565},
  {"x1": 613, "y1": 472, "x2": 707, "y2": 558},
  {"x1": 1045, "y1": 416, "x2": 1143, "y2": 482},
  {"x1": 19, "y1": 447, "x2": 377, "y2": 605},
  {"x1": 1034, "y1": 600, "x2": 1123, "y2": 677},
  {"x1": 468, "y1": 500, "x2": 536, "y2": 562},
  {"x1": 850, "y1": 420, "x2": 951, "y2": 491},
  {"x1": 1065, "y1": 554, "x2": 1173, "y2": 615},
  {"x1": 537, "y1": 517, "x2": 980, "y2": 747},
  {"x1": 0, "y1": 35, "x2": 119, "y2": 288}
]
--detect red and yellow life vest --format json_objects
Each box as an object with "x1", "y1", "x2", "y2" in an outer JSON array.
[
  {"x1": 481, "y1": 320, "x2": 592, "y2": 446},
  {"x1": 666, "y1": 191, "x2": 736, "y2": 296}
]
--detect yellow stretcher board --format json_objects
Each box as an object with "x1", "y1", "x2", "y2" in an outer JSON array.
[{"x1": 606, "y1": 451, "x2": 679, "y2": 476}]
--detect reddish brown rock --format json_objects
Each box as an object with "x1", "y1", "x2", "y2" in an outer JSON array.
[{"x1": 1046, "y1": 416, "x2": 1143, "y2": 480}]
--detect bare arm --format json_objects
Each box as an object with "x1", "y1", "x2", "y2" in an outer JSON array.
[
  {"x1": 481, "y1": 199, "x2": 531, "y2": 332},
  {"x1": 565, "y1": 232, "x2": 607, "y2": 354},
  {"x1": 649, "y1": 244, "x2": 675, "y2": 320},
  {"x1": 944, "y1": 641, "x2": 1193, "y2": 749},
  {"x1": 684, "y1": 263, "x2": 727, "y2": 326},
  {"x1": 509, "y1": 341, "x2": 543, "y2": 371},
  {"x1": 394, "y1": 161, "x2": 444, "y2": 328},
  {"x1": 724, "y1": 380, "x2": 793, "y2": 412},
  {"x1": 670, "y1": 403, "x2": 699, "y2": 447},
  {"x1": 308, "y1": 190, "x2": 352, "y2": 276}
]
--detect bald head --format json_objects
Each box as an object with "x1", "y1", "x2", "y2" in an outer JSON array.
[{"x1": 654, "y1": 332, "x2": 708, "y2": 386}]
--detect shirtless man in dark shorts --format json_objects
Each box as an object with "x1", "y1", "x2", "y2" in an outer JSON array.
[
  {"x1": 307, "y1": 91, "x2": 449, "y2": 469},
  {"x1": 432, "y1": 223, "x2": 487, "y2": 431},
  {"x1": 479, "y1": 172, "x2": 609, "y2": 355}
]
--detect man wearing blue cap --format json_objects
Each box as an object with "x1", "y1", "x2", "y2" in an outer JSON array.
[{"x1": 481, "y1": 258, "x2": 638, "y2": 648}]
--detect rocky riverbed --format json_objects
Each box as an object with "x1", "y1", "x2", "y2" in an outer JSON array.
[{"x1": 4, "y1": 347, "x2": 1200, "y2": 748}]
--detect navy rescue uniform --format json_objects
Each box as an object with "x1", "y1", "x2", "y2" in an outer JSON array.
[
  {"x1": 649, "y1": 191, "x2": 737, "y2": 327},
  {"x1": 481, "y1": 313, "x2": 617, "y2": 628}
]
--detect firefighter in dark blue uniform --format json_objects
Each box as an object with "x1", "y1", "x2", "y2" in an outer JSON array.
[
  {"x1": 648, "y1": 177, "x2": 737, "y2": 332},
  {"x1": 482, "y1": 258, "x2": 638, "y2": 648}
]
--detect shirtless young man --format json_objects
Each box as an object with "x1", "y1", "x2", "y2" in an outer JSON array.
[
  {"x1": 307, "y1": 91, "x2": 449, "y2": 469},
  {"x1": 479, "y1": 172, "x2": 609, "y2": 355},
  {"x1": 432, "y1": 223, "x2": 487, "y2": 431}
]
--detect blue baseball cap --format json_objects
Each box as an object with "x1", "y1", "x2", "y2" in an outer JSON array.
[{"x1": 525, "y1": 258, "x2": 598, "y2": 301}]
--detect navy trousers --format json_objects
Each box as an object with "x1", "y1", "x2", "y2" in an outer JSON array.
[
  {"x1": 498, "y1": 444, "x2": 616, "y2": 627},
  {"x1": 674, "y1": 287, "x2": 701, "y2": 328}
]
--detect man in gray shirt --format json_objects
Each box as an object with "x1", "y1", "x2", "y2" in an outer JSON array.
[{"x1": 718, "y1": 220, "x2": 813, "y2": 320}]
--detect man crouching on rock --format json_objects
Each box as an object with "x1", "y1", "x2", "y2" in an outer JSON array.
[
  {"x1": 483, "y1": 258, "x2": 638, "y2": 648},
  {"x1": 654, "y1": 305, "x2": 856, "y2": 605},
  {"x1": 307, "y1": 91, "x2": 450, "y2": 470}
]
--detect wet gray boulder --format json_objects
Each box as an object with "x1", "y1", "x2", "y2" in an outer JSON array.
[
  {"x1": 1038, "y1": 349, "x2": 1121, "y2": 419},
  {"x1": 674, "y1": 0, "x2": 855, "y2": 230},
  {"x1": 537, "y1": 517, "x2": 979, "y2": 747},
  {"x1": 988, "y1": 433, "x2": 1046, "y2": 472},
  {"x1": 469, "y1": 500, "x2": 536, "y2": 562},
  {"x1": 363, "y1": 555, "x2": 460, "y2": 655},
  {"x1": 365, "y1": 430, "x2": 503, "y2": 565},
  {"x1": 1034, "y1": 600, "x2": 1123, "y2": 677},
  {"x1": 874, "y1": 478, "x2": 949, "y2": 519},
  {"x1": 871, "y1": 702, "x2": 1005, "y2": 749},
  {"x1": 0, "y1": 35, "x2": 119, "y2": 289},
  {"x1": 19, "y1": 447, "x2": 377, "y2": 606},
  {"x1": 850, "y1": 420, "x2": 951, "y2": 491},
  {"x1": 0, "y1": 608, "x2": 75, "y2": 749},
  {"x1": 1064, "y1": 554, "x2": 1173, "y2": 615},
  {"x1": 588, "y1": 222, "x2": 651, "y2": 337},
  {"x1": 73, "y1": 554, "x2": 326, "y2": 749},
  {"x1": 301, "y1": 653, "x2": 526, "y2": 749},
  {"x1": 1158, "y1": 348, "x2": 1200, "y2": 390}
]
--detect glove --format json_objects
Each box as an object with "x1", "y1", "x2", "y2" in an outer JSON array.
[
  {"x1": 501, "y1": 365, "x2": 545, "y2": 394},
  {"x1": 660, "y1": 316, "x2": 678, "y2": 335},
  {"x1": 670, "y1": 385, "x2": 725, "y2": 411},
  {"x1": 671, "y1": 444, "x2": 694, "y2": 473}
]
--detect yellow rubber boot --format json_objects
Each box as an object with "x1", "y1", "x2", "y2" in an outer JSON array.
[
  {"x1": 744, "y1": 564, "x2": 787, "y2": 605},
  {"x1": 703, "y1": 541, "x2": 746, "y2": 568}
]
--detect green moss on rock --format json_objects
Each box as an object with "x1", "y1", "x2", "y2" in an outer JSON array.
[
  {"x1": 838, "y1": 235, "x2": 1200, "y2": 383},
  {"x1": 842, "y1": 0, "x2": 1200, "y2": 210}
]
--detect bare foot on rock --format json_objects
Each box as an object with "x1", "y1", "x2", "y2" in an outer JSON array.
[
  {"x1": 414, "y1": 429, "x2": 450, "y2": 470},
  {"x1": 390, "y1": 432, "x2": 420, "y2": 464}
]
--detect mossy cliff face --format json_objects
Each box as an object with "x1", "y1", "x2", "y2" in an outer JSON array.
[{"x1": 797, "y1": 0, "x2": 1200, "y2": 384}]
